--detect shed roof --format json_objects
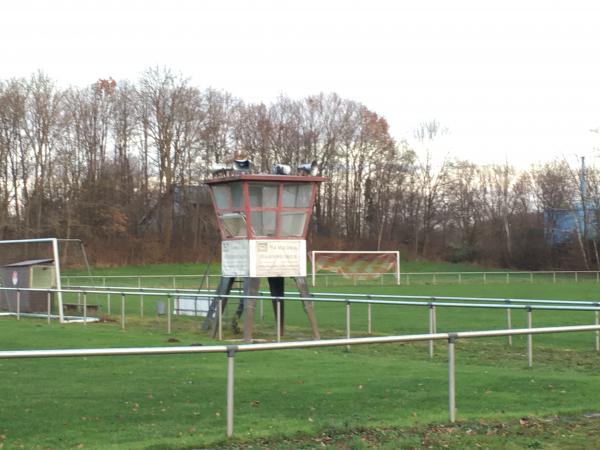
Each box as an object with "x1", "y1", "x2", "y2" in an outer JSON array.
[{"x1": 4, "y1": 259, "x2": 54, "y2": 267}]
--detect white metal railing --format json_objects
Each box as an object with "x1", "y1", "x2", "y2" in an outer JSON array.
[
  {"x1": 398, "y1": 270, "x2": 600, "y2": 286},
  {"x1": 1, "y1": 324, "x2": 599, "y2": 438},
  {"x1": 61, "y1": 269, "x2": 600, "y2": 288},
  {"x1": 3, "y1": 286, "x2": 600, "y2": 357},
  {"x1": 59, "y1": 285, "x2": 600, "y2": 354},
  {"x1": 69, "y1": 284, "x2": 600, "y2": 308}
]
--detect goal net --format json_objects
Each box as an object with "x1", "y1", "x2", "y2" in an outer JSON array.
[
  {"x1": 310, "y1": 251, "x2": 400, "y2": 286},
  {"x1": 0, "y1": 238, "x2": 91, "y2": 322}
]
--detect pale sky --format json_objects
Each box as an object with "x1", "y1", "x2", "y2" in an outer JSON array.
[{"x1": 2, "y1": 0, "x2": 600, "y2": 167}]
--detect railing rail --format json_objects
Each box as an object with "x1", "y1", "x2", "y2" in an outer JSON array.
[
  {"x1": 61, "y1": 269, "x2": 600, "y2": 288},
  {"x1": 3, "y1": 285, "x2": 600, "y2": 312},
  {"x1": 1, "y1": 324, "x2": 599, "y2": 438}
]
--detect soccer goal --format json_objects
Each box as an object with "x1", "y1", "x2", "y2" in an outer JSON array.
[
  {"x1": 310, "y1": 251, "x2": 400, "y2": 286},
  {"x1": 0, "y1": 238, "x2": 91, "y2": 323}
]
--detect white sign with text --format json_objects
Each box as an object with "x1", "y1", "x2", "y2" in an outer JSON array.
[
  {"x1": 221, "y1": 239, "x2": 306, "y2": 277},
  {"x1": 221, "y1": 240, "x2": 249, "y2": 276}
]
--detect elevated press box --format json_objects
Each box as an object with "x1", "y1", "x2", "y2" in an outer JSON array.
[
  {"x1": 0, "y1": 259, "x2": 56, "y2": 313},
  {"x1": 206, "y1": 173, "x2": 325, "y2": 278},
  {"x1": 202, "y1": 164, "x2": 326, "y2": 341}
]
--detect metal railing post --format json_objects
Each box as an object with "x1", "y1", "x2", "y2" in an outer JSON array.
[
  {"x1": 448, "y1": 334, "x2": 457, "y2": 423},
  {"x1": 167, "y1": 296, "x2": 172, "y2": 335},
  {"x1": 506, "y1": 273, "x2": 509, "y2": 284},
  {"x1": 107, "y1": 293, "x2": 111, "y2": 315},
  {"x1": 527, "y1": 307, "x2": 533, "y2": 368},
  {"x1": 218, "y1": 297, "x2": 223, "y2": 341},
  {"x1": 483, "y1": 273, "x2": 487, "y2": 284},
  {"x1": 276, "y1": 300, "x2": 281, "y2": 343},
  {"x1": 553, "y1": 272, "x2": 556, "y2": 284},
  {"x1": 346, "y1": 300, "x2": 351, "y2": 351},
  {"x1": 367, "y1": 302, "x2": 372, "y2": 335},
  {"x1": 506, "y1": 300, "x2": 512, "y2": 346},
  {"x1": 138, "y1": 278, "x2": 143, "y2": 318},
  {"x1": 47, "y1": 292, "x2": 51, "y2": 324},
  {"x1": 121, "y1": 293, "x2": 125, "y2": 330},
  {"x1": 83, "y1": 292, "x2": 87, "y2": 325},
  {"x1": 594, "y1": 311, "x2": 600, "y2": 352},
  {"x1": 458, "y1": 273, "x2": 462, "y2": 284},
  {"x1": 260, "y1": 299, "x2": 264, "y2": 322},
  {"x1": 433, "y1": 304, "x2": 437, "y2": 336},
  {"x1": 226, "y1": 346, "x2": 236, "y2": 438},
  {"x1": 429, "y1": 303, "x2": 436, "y2": 358}
]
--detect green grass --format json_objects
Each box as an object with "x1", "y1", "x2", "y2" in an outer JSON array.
[
  {"x1": 63, "y1": 259, "x2": 596, "y2": 291},
  {"x1": 2, "y1": 261, "x2": 600, "y2": 448}
]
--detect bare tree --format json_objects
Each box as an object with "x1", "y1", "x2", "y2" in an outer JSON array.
[
  {"x1": 444, "y1": 160, "x2": 481, "y2": 259},
  {"x1": 137, "y1": 67, "x2": 203, "y2": 247},
  {"x1": 413, "y1": 120, "x2": 450, "y2": 256}
]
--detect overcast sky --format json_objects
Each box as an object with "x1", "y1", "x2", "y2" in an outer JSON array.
[{"x1": 2, "y1": 0, "x2": 600, "y2": 167}]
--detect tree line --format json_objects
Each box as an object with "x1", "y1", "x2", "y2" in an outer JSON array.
[{"x1": 0, "y1": 68, "x2": 597, "y2": 269}]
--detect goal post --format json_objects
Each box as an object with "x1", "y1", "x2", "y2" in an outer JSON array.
[{"x1": 310, "y1": 250, "x2": 400, "y2": 286}]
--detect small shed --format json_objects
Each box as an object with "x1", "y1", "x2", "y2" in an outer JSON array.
[{"x1": 0, "y1": 259, "x2": 56, "y2": 313}]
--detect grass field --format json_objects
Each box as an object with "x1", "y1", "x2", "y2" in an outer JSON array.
[{"x1": 2, "y1": 261, "x2": 600, "y2": 448}]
